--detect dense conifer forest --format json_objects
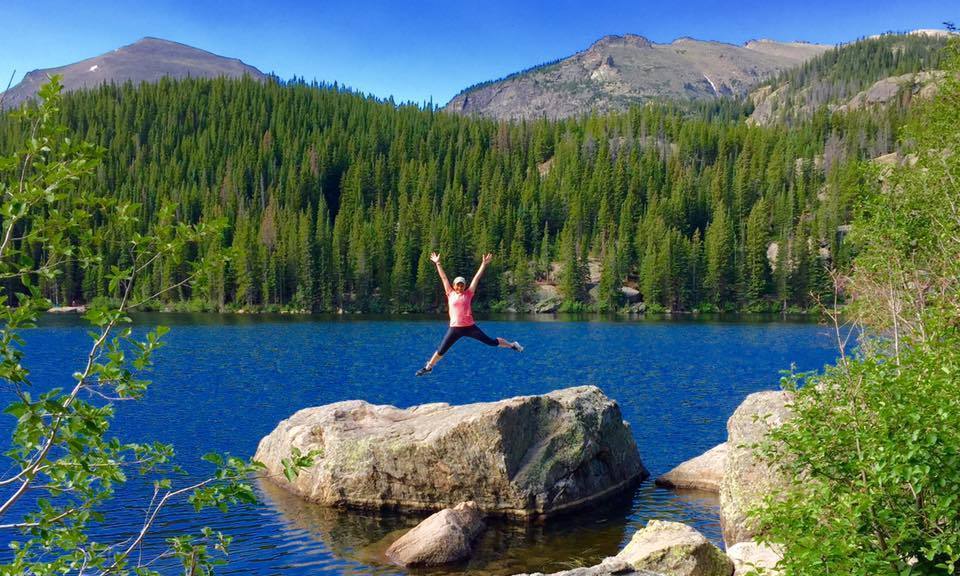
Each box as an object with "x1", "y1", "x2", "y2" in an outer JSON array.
[{"x1": 0, "y1": 36, "x2": 939, "y2": 313}]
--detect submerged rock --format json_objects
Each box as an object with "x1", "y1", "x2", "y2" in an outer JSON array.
[
  {"x1": 655, "y1": 443, "x2": 727, "y2": 493},
  {"x1": 385, "y1": 501, "x2": 485, "y2": 567},
  {"x1": 255, "y1": 386, "x2": 648, "y2": 518},
  {"x1": 720, "y1": 391, "x2": 793, "y2": 547},
  {"x1": 616, "y1": 520, "x2": 733, "y2": 576}
]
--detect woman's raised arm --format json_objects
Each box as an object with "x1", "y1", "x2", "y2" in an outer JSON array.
[
  {"x1": 430, "y1": 252, "x2": 453, "y2": 294},
  {"x1": 469, "y1": 253, "x2": 494, "y2": 293}
]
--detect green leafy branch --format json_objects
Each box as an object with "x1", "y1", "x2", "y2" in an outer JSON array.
[{"x1": 0, "y1": 77, "x2": 316, "y2": 576}]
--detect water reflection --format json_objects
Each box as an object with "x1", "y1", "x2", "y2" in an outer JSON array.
[{"x1": 259, "y1": 476, "x2": 720, "y2": 575}]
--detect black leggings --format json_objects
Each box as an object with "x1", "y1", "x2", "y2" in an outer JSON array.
[{"x1": 436, "y1": 324, "x2": 499, "y2": 356}]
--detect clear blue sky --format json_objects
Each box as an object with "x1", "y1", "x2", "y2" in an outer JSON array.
[{"x1": 1, "y1": 0, "x2": 953, "y2": 105}]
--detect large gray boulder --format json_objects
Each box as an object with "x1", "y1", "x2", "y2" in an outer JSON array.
[
  {"x1": 720, "y1": 391, "x2": 793, "y2": 547},
  {"x1": 655, "y1": 443, "x2": 727, "y2": 493},
  {"x1": 255, "y1": 386, "x2": 648, "y2": 518},
  {"x1": 385, "y1": 501, "x2": 485, "y2": 566},
  {"x1": 616, "y1": 520, "x2": 733, "y2": 576}
]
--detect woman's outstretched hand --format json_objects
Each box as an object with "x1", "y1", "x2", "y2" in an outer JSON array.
[
  {"x1": 430, "y1": 252, "x2": 441, "y2": 264},
  {"x1": 482, "y1": 253, "x2": 494, "y2": 265}
]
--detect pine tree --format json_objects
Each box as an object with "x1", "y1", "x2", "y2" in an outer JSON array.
[
  {"x1": 745, "y1": 197, "x2": 771, "y2": 308},
  {"x1": 704, "y1": 203, "x2": 734, "y2": 307},
  {"x1": 640, "y1": 239, "x2": 662, "y2": 307},
  {"x1": 538, "y1": 223, "x2": 551, "y2": 281},
  {"x1": 688, "y1": 228, "x2": 704, "y2": 307},
  {"x1": 596, "y1": 242, "x2": 623, "y2": 312},
  {"x1": 509, "y1": 220, "x2": 535, "y2": 311},
  {"x1": 315, "y1": 196, "x2": 334, "y2": 311},
  {"x1": 558, "y1": 225, "x2": 586, "y2": 305},
  {"x1": 293, "y1": 210, "x2": 315, "y2": 310}
]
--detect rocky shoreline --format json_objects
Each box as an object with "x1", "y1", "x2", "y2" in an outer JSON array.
[{"x1": 255, "y1": 385, "x2": 792, "y2": 574}]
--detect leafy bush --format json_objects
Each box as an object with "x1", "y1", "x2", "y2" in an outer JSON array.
[
  {"x1": 752, "y1": 38, "x2": 960, "y2": 575},
  {"x1": 760, "y1": 337, "x2": 960, "y2": 574}
]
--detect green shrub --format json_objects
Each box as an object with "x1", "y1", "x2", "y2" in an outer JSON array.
[
  {"x1": 758, "y1": 336, "x2": 960, "y2": 574},
  {"x1": 752, "y1": 37, "x2": 960, "y2": 575}
]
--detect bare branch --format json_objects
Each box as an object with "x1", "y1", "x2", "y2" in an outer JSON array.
[
  {"x1": 101, "y1": 477, "x2": 217, "y2": 575},
  {"x1": 128, "y1": 272, "x2": 198, "y2": 310},
  {"x1": 0, "y1": 507, "x2": 76, "y2": 529}
]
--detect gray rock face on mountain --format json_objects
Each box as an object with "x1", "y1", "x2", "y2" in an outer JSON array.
[
  {"x1": 749, "y1": 70, "x2": 947, "y2": 126},
  {"x1": 445, "y1": 34, "x2": 829, "y2": 119},
  {"x1": 2, "y1": 37, "x2": 266, "y2": 109},
  {"x1": 616, "y1": 520, "x2": 734, "y2": 576},
  {"x1": 655, "y1": 442, "x2": 727, "y2": 493},
  {"x1": 385, "y1": 501, "x2": 485, "y2": 566},
  {"x1": 255, "y1": 386, "x2": 648, "y2": 518},
  {"x1": 720, "y1": 391, "x2": 793, "y2": 547},
  {"x1": 834, "y1": 70, "x2": 946, "y2": 113}
]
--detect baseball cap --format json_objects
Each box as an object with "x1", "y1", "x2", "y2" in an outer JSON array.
[{"x1": 453, "y1": 276, "x2": 466, "y2": 286}]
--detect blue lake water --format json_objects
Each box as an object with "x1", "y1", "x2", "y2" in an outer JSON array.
[{"x1": 0, "y1": 314, "x2": 841, "y2": 574}]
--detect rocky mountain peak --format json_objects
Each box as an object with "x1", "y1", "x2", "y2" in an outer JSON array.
[
  {"x1": 2, "y1": 37, "x2": 266, "y2": 109},
  {"x1": 445, "y1": 34, "x2": 831, "y2": 120},
  {"x1": 588, "y1": 34, "x2": 653, "y2": 51}
]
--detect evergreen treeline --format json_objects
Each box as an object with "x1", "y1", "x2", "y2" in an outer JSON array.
[{"x1": 0, "y1": 74, "x2": 909, "y2": 313}]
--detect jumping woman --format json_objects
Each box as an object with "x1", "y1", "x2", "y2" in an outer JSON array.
[{"x1": 415, "y1": 252, "x2": 523, "y2": 376}]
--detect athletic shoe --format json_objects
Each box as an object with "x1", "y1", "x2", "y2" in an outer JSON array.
[
  {"x1": 511, "y1": 342, "x2": 524, "y2": 352},
  {"x1": 415, "y1": 366, "x2": 433, "y2": 377}
]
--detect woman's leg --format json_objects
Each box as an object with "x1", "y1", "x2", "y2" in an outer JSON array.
[
  {"x1": 417, "y1": 327, "x2": 463, "y2": 375},
  {"x1": 464, "y1": 325, "x2": 523, "y2": 351},
  {"x1": 436, "y1": 327, "x2": 464, "y2": 358}
]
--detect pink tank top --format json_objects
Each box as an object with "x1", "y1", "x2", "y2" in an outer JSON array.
[{"x1": 447, "y1": 289, "x2": 475, "y2": 327}]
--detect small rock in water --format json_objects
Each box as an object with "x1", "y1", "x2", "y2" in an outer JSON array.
[
  {"x1": 385, "y1": 501, "x2": 485, "y2": 567},
  {"x1": 655, "y1": 442, "x2": 727, "y2": 493},
  {"x1": 46, "y1": 305, "x2": 87, "y2": 313},
  {"x1": 616, "y1": 520, "x2": 734, "y2": 576}
]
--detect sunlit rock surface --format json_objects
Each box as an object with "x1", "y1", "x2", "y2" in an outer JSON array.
[
  {"x1": 720, "y1": 391, "x2": 793, "y2": 546},
  {"x1": 616, "y1": 520, "x2": 733, "y2": 576},
  {"x1": 656, "y1": 443, "x2": 727, "y2": 493},
  {"x1": 256, "y1": 386, "x2": 648, "y2": 518}
]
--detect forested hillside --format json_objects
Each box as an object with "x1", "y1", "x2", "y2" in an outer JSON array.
[
  {"x1": 0, "y1": 74, "x2": 909, "y2": 313},
  {"x1": 749, "y1": 33, "x2": 948, "y2": 125}
]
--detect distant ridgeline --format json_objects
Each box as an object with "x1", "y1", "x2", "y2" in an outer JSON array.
[{"x1": 0, "y1": 34, "x2": 946, "y2": 313}]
